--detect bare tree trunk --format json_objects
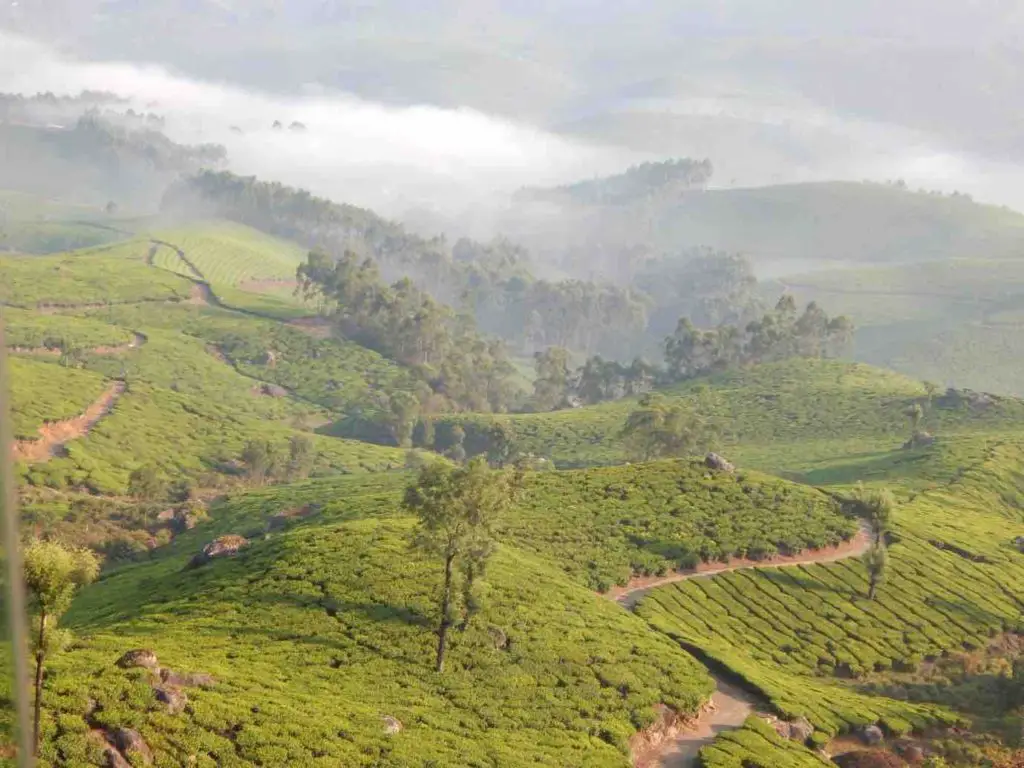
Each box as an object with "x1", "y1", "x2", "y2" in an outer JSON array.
[
  {"x1": 33, "y1": 609, "x2": 46, "y2": 756},
  {"x1": 436, "y1": 553, "x2": 455, "y2": 673},
  {"x1": 867, "y1": 574, "x2": 878, "y2": 600}
]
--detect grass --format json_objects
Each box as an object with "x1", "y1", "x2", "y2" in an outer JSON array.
[
  {"x1": 7, "y1": 357, "x2": 110, "y2": 440},
  {"x1": 79, "y1": 301, "x2": 418, "y2": 417},
  {"x1": 778, "y1": 258, "x2": 1024, "y2": 395},
  {"x1": 0, "y1": 241, "x2": 194, "y2": 307},
  {"x1": 636, "y1": 437, "x2": 1024, "y2": 738},
  {"x1": 434, "y1": 358, "x2": 1024, "y2": 476},
  {"x1": 45, "y1": 486, "x2": 715, "y2": 767},
  {"x1": 151, "y1": 221, "x2": 306, "y2": 287},
  {"x1": 507, "y1": 460, "x2": 853, "y2": 590},
  {"x1": 3, "y1": 307, "x2": 135, "y2": 350},
  {"x1": 697, "y1": 716, "x2": 831, "y2": 767}
]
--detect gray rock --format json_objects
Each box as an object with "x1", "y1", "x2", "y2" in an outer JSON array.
[
  {"x1": 704, "y1": 452, "x2": 735, "y2": 472},
  {"x1": 155, "y1": 686, "x2": 188, "y2": 714},
  {"x1": 788, "y1": 717, "x2": 814, "y2": 743},
  {"x1": 1014, "y1": 536, "x2": 1024, "y2": 554},
  {"x1": 112, "y1": 728, "x2": 152, "y2": 765},
  {"x1": 382, "y1": 715, "x2": 403, "y2": 735},
  {"x1": 859, "y1": 724, "x2": 884, "y2": 745},
  {"x1": 189, "y1": 535, "x2": 248, "y2": 568},
  {"x1": 116, "y1": 649, "x2": 159, "y2": 670},
  {"x1": 104, "y1": 746, "x2": 132, "y2": 768},
  {"x1": 160, "y1": 668, "x2": 216, "y2": 688},
  {"x1": 902, "y1": 431, "x2": 936, "y2": 449}
]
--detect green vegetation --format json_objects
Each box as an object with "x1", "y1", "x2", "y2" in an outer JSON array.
[
  {"x1": 508, "y1": 460, "x2": 853, "y2": 590},
  {"x1": 0, "y1": 242, "x2": 194, "y2": 307},
  {"x1": 435, "y1": 358, "x2": 1024, "y2": 475},
  {"x1": 7, "y1": 357, "x2": 109, "y2": 440},
  {"x1": 48, "y1": 498, "x2": 713, "y2": 766},
  {"x1": 636, "y1": 439, "x2": 1024, "y2": 737},
  {"x1": 23, "y1": 540, "x2": 100, "y2": 754},
  {"x1": 151, "y1": 221, "x2": 306, "y2": 286},
  {"x1": 3, "y1": 307, "x2": 135, "y2": 350},
  {"x1": 697, "y1": 716, "x2": 831, "y2": 767}
]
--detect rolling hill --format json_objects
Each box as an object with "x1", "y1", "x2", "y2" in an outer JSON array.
[{"x1": 4, "y1": 201, "x2": 1024, "y2": 767}]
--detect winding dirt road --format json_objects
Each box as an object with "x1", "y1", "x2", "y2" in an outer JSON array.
[
  {"x1": 613, "y1": 520, "x2": 872, "y2": 609},
  {"x1": 12, "y1": 380, "x2": 126, "y2": 463},
  {"x1": 619, "y1": 520, "x2": 873, "y2": 767}
]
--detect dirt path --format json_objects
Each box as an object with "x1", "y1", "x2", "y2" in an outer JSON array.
[
  {"x1": 12, "y1": 381, "x2": 126, "y2": 463},
  {"x1": 632, "y1": 679, "x2": 760, "y2": 768},
  {"x1": 612, "y1": 520, "x2": 872, "y2": 609},
  {"x1": 619, "y1": 520, "x2": 872, "y2": 767}
]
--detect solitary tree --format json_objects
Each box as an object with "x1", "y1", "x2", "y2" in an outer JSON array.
[
  {"x1": 287, "y1": 434, "x2": 316, "y2": 480},
  {"x1": 852, "y1": 485, "x2": 894, "y2": 545},
  {"x1": 127, "y1": 465, "x2": 167, "y2": 502},
  {"x1": 486, "y1": 422, "x2": 516, "y2": 468},
  {"x1": 904, "y1": 403, "x2": 924, "y2": 435},
  {"x1": 862, "y1": 541, "x2": 888, "y2": 600},
  {"x1": 402, "y1": 458, "x2": 518, "y2": 672},
  {"x1": 241, "y1": 440, "x2": 280, "y2": 485},
  {"x1": 23, "y1": 540, "x2": 99, "y2": 754},
  {"x1": 619, "y1": 393, "x2": 713, "y2": 461}
]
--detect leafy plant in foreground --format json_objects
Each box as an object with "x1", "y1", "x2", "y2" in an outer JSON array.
[
  {"x1": 22, "y1": 540, "x2": 99, "y2": 755},
  {"x1": 402, "y1": 458, "x2": 518, "y2": 672}
]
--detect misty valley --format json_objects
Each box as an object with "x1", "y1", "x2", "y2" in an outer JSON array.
[{"x1": 2, "y1": 14, "x2": 1024, "y2": 768}]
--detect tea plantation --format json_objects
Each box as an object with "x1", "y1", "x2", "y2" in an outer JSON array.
[{"x1": 5, "y1": 218, "x2": 1024, "y2": 767}]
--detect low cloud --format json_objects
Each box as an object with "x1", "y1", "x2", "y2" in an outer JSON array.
[{"x1": 0, "y1": 32, "x2": 642, "y2": 217}]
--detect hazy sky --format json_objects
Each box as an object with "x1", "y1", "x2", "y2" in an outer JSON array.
[{"x1": 3, "y1": 1, "x2": 1024, "y2": 214}]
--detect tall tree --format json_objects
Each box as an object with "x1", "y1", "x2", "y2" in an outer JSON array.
[
  {"x1": 619, "y1": 393, "x2": 714, "y2": 461},
  {"x1": 853, "y1": 485, "x2": 894, "y2": 545},
  {"x1": 402, "y1": 458, "x2": 518, "y2": 672},
  {"x1": 532, "y1": 347, "x2": 571, "y2": 411},
  {"x1": 863, "y1": 541, "x2": 888, "y2": 600},
  {"x1": 905, "y1": 403, "x2": 924, "y2": 435},
  {"x1": 287, "y1": 435, "x2": 316, "y2": 480},
  {"x1": 23, "y1": 540, "x2": 99, "y2": 755}
]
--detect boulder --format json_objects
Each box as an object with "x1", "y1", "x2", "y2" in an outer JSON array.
[
  {"x1": 704, "y1": 452, "x2": 735, "y2": 472},
  {"x1": 154, "y1": 686, "x2": 188, "y2": 714},
  {"x1": 787, "y1": 717, "x2": 814, "y2": 743},
  {"x1": 1014, "y1": 536, "x2": 1024, "y2": 554},
  {"x1": 116, "y1": 649, "x2": 159, "y2": 670},
  {"x1": 382, "y1": 715, "x2": 403, "y2": 735},
  {"x1": 259, "y1": 383, "x2": 288, "y2": 398},
  {"x1": 902, "y1": 431, "x2": 936, "y2": 450},
  {"x1": 112, "y1": 728, "x2": 152, "y2": 765},
  {"x1": 160, "y1": 668, "x2": 216, "y2": 688},
  {"x1": 189, "y1": 535, "x2": 248, "y2": 568},
  {"x1": 859, "y1": 724, "x2": 885, "y2": 746},
  {"x1": 104, "y1": 746, "x2": 132, "y2": 768},
  {"x1": 895, "y1": 742, "x2": 925, "y2": 764},
  {"x1": 488, "y1": 626, "x2": 509, "y2": 650}
]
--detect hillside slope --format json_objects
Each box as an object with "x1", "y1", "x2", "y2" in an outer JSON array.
[{"x1": 46, "y1": 459, "x2": 848, "y2": 767}]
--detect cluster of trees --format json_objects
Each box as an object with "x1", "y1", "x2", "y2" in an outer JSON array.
[
  {"x1": 531, "y1": 347, "x2": 657, "y2": 410},
  {"x1": 518, "y1": 157, "x2": 713, "y2": 206},
  {"x1": 297, "y1": 250, "x2": 519, "y2": 413},
  {"x1": 664, "y1": 295, "x2": 854, "y2": 380},
  {"x1": 619, "y1": 393, "x2": 718, "y2": 461},
  {"x1": 239, "y1": 436, "x2": 317, "y2": 485},
  {"x1": 163, "y1": 171, "x2": 654, "y2": 358}
]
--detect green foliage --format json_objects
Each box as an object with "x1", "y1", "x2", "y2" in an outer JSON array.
[
  {"x1": 126, "y1": 465, "x2": 166, "y2": 502},
  {"x1": 23, "y1": 540, "x2": 100, "y2": 621},
  {"x1": 507, "y1": 460, "x2": 853, "y2": 591},
  {"x1": 619, "y1": 393, "x2": 715, "y2": 461},
  {"x1": 48, "y1": 504, "x2": 713, "y2": 766},
  {"x1": 403, "y1": 458, "x2": 519, "y2": 670},
  {"x1": 6, "y1": 357, "x2": 109, "y2": 440},
  {"x1": 637, "y1": 439, "x2": 1024, "y2": 736},
  {"x1": 664, "y1": 296, "x2": 853, "y2": 380},
  {"x1": 297, "y1": 250, "x2": 521, "y2": 411},
  {"x1": 436, "y1": 359, "x2": 1024, "y2": 474},
  {"x1": 3, "y1": 307, "x2": 134, "y2": 350},
  {"x1": 697, "y1": 716, "x2": 831, "y2": 767},
  {"x1": 532, "y1": 346, "x2": 571, "y2": 410},
  {"x1": 0, "y1": 241, "x2": 194, "y2": 307}
]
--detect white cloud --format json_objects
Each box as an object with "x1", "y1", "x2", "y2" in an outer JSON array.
[{"x1": 0, "y1": 31, "x2": 641, "y2": 215}]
